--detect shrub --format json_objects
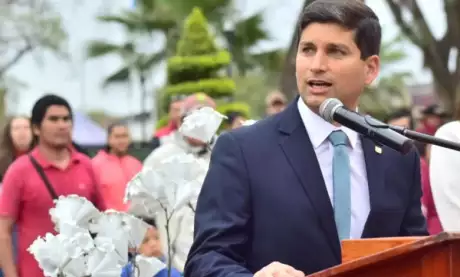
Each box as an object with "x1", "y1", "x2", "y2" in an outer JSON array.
[{"x1": 161, "y1": 7, "x2": 251, "y2": 125}]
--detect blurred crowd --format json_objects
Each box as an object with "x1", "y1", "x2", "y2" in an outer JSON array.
[
  {"x1": 383, "y1": 104, "x2": 451, "y2": 235},
  {"x1": 0, "y1": 89, "x2": 288, "y2": 277}
]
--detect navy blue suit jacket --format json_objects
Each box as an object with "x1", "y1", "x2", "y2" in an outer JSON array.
[{"x1": 184, "y1": 100, "x2": 428, "y2": 276}]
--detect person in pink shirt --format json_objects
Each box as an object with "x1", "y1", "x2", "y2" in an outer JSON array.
[
  {"x1": 0, "y1": 116, "x2": 33, "y2": 181},
  {"x1": 420, "y1": 144, "x2": 442, "y2": 234},
  {"x1": 92, "y1": 122, "x2": 142, "y2": 211},
  {"x1": 0, "y1": 94, "x2": 106, "y2": 277}
]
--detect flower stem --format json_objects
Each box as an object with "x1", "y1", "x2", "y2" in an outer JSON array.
[{"x1": 166, "y1": 210, "x2": 172, "y2": 277}]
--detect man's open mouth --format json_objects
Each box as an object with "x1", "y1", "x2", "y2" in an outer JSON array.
[{"x1": 307, "y1": 80, "x2": 332, "y2": 88}]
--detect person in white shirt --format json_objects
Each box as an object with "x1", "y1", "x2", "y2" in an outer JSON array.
[{"x1": 429, "y1": 120, "x2": 460, "y2": 231}]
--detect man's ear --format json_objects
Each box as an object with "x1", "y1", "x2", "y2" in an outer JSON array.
[{"x1": 364, "y1": 55, "x2": 380, "y2": 86}]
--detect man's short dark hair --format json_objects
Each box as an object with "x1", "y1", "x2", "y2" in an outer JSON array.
[
  {"x1": 385, "y1": 108, "x2": 414, "y2": 129},
  {"x1": 31, "y1": 94, "x2": 73, "y2": 127},
  {"x1": 298, "y1": 0, "x2": 381, "y2": 60},
  {"x1": 385, "y1": 108, "x2": 412, "y2": 122}
]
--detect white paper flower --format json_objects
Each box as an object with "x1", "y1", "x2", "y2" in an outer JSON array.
[
  {"x1": 58, "y1": 223, "x2": 94, "y2": 255},
  {"x1": 62, "y1": 255, "x2": 87, "y2": 277},
  {"x1": 179, "y1": 106, "x2": 226, "y2": 143},
  {"x1": 132, "y1": 255, "x2": 166, "y2": 277},
  {"x1": 123, "y1": 214, "x2": 150, "y2": 248},
  {"x1": 86, "y1": 248, "x2": 123, "y2": 277},
  {"x1": 90, "y1": 210, "x2": 149, "y2": 250},
  {"x1": 49, "y1": 195, "x2": 101, "y2": 232},
  {"x1": 30, "y1": 195, "x2": 158, "y2": 277},
  {"x1": 28, "y1": 233, "x2": 87, "y2": 277},
  {"x1": 125, "y1": 151, "x2": 205, "y2": 218},
  {"x1": 125, "y1": 170, "x2": 165, "y2": 215}
]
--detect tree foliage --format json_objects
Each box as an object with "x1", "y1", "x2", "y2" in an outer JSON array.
[
  {"x1": 165, "y1": 9, "x2": 233, "y2": 97},
  {"x1": 384, "y1": 0, "x2": 460, "y2": 113},
  {"x1": 360, "y1": 35, "x2": 412, "y2": 117},
  {"x1": 0, "y1": 0, "x2": 67, "y2": 77},
  {"x1": 233, "y1": 72, "x2": 281, "y2": 118},
  {"x1": 162, "y1": 7, "x2": 249, "y2": 125}
]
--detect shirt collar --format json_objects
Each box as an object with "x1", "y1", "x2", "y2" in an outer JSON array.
[
  {"x1": 297, "y1": 98, "x2": 359, "y2": 149},
  {"x1": 31, "y1": 146, "x2": 82, "y2": 169}
]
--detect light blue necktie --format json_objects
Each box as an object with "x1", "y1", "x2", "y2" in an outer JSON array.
[{"x1": 328, "y1": 130, "x2": 351, "y2": 241}]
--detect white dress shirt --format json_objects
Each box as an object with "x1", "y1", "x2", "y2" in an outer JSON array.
[
  {"x1": 429, "y1": 120, "x2": 460, "y2": 232},
  {"x1": 297, "y1": 98, "x2": 370, "y2": 239}
]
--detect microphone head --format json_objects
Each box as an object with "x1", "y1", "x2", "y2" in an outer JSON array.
[{"x1": 319, "y1": 98, "x2": 344, "y2": 123}]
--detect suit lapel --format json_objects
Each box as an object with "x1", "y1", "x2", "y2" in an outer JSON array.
[
  {"x1": 361, "y1": 136, "x2": 386, "y2": 237},
  {"x1": 278, "y1": 100, "x2": 341, "y2": 260}
]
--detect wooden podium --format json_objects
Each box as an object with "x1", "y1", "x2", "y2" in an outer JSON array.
[{"x1": 308, "y1": 232, "x2": 460, "y2": 277}]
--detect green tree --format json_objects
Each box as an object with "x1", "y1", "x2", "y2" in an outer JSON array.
[
  {"x1": 279, "y1": 0, "x2": 311, "y2": 99},
  {"x1": 90, "y1": 0, "x2": 283, "y2": 129},
  {"x1": 151, "y1": 0, "x2": 284, "y2": 76},
  {"x1": 86, "y1": 0, "x2": 175, "y2": 87},
  {"x1": 0, "y1": 0, "x2": 66, "y2": 119},
  {"x1": 360, "y1": 35, "x2": 412, "y2": 118},
  {"x1": 93, "y1": 0, "x2": 284, "y2": 80},
  {"x1": 233, "y1": 72, "x2": 281, "y2": 118},
  {"x1": 86, "y1": 1, "x2": 172, "y2": 141},
  {"x1": 0, "y1": 0, "x2": 67, "y2": 77},
  {"x1": 384, "y1": 0, "x2": 460, "y2": 114},
  {"x1": 161, "y1": 7, "x2": 249, "y2": 126}
]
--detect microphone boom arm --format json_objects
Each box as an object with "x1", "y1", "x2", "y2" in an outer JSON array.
[
  {"x1": 390, "y1": 125, "x2": 460, "y2": 152},
  {"x1": 364, "y1": 115, "x2": 460, "y2": 152}
]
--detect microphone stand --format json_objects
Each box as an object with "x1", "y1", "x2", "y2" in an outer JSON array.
[
  {"x1": 390, "y1": 125, "x2": 460, "y2": 152},
  {"x1": 362, "y1": 115, "x2": 460, "y2": 152}
]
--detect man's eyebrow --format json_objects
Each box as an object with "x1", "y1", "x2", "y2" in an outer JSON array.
[
  {"x1": 48, "y1": 115, "x2": 71, "y2": 119},
  {"x1": 328, "y1": 43, "x2": 352, "y2": 52},
  {"x1": 298, "y1": 41, "x2": 314, "y2": 47},
  {"x1": 299, "y1": 41, "x2": 351, "y2": 49}
]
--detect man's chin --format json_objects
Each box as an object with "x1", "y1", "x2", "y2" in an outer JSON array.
[
  {"x1": 303, "y1": 94, "x2": 328, "y2": 110},
  {"x1": 49, "y1": 141, "x2": 71, "y2": 149}
]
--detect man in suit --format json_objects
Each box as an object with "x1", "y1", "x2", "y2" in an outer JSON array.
[{"x1": 184, "y1": 1, "x2": 428, "y2": 276}]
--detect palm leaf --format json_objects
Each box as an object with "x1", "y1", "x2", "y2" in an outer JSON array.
[
  {"x1": 139, "y1": 50, "x2": 167, "y2": 70},
  {"x1": 86, "y1": 41, "x2": 124, "y2": 58},
  {"x1": 250, "y1": 49, "x2": 286, "y2": 72},
  {"x1": 232, "y1": 13, "x2": 268, "y2": 49},
  {"x1": 102, "y1": 50, "x2": 166, "y2": 86},
  {"x1": 380, "y1": 48, "x2": 407, "y2": 65},
  {"x1": 98, "y1": 12, "x2": 175, "y2": 33},
  {"x1": 134, "y1": 0, "x2": 157, "y2": 13},
  {"x1": 97, "y1": 14, "x2": 141, "y2": 31},
  {"x1": 137, "y1": 15, "x2": 177, "y2": 32},
  {"x1": 103, "y1": 66, "x2": 130, "y2": 86},
  {"x1": 379, "y1": 34, "x2": 408, "y2": 65}
]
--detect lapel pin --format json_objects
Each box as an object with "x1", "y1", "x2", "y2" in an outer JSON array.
[{"x1": 375, "y1": 146, "x2": 382, "y2": 154}]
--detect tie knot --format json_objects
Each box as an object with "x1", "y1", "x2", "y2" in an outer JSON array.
[{"x1": 328, "y1": 130, "x2": 348, "y2": 146}]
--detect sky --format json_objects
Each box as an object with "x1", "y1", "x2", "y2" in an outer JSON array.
[{"x1": 5, "y1": 0, "x2": 447, "y2": 116}]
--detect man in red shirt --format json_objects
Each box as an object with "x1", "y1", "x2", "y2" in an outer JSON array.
[
  {"x1": 0, "y1": 94, "x2": 106, "y2": 277},
  {"x1": 154, "y1": 97, "x2": 183, "y2": 138}
]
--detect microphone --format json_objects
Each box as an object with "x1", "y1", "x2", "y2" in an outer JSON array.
[{"x1": 319, "y1": 98, "x2": 414, "y2": 154}]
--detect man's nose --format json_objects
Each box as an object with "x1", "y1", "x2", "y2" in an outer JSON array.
[
  {"x1": 57, "y1": 119, "x2": 70, "y2": 129},
  {"x1": 309, "y1": 52, "x2": 328, "y2": 73}
]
